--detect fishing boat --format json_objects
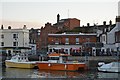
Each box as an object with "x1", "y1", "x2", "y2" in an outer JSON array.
[
  {"x1": 5, "y1": 53, "x2": 37, "y2": 69},
  {"x1": 37, "y1": 53, "x2": 88, "y2": 71},
  {"x1": 98, "y1": 62, "x2": 120, "y2": 73}
]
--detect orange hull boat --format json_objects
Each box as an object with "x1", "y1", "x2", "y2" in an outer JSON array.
[
  {"x1": 37, "y1": 62, "x2": 87, "y2": 71},
  {"x1": 37, "y1": 53, "x2": 88, "y2": 71}
]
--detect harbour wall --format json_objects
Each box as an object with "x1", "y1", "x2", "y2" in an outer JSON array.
[{"x1": 68, "y1": 56, "x2": 119, "y2": 70}]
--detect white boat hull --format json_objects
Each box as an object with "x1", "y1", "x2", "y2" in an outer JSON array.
[{"x1": 98, "y1": 62, "x2": 120, "y2": 73}]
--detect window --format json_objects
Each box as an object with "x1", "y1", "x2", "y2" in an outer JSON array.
[
  {"x1": 38, "y1": 30, "x2": 41, "y2": 32},
  {"x1": 34, "y1": 40, "x2": 36, "y2": 43},
  {"x1": 86, "y1": 38, "x2": 90, "y2": 42},
  {"x1": 55, "y1": 38, "x2": 59, "y2": 44},
  {"x1": 1, "y1": 42, "x2": 4, "y2": 46},
  {"x1": 1, "y1": 34, "x2": 4, "y2": 38},
  {"x1": 102, "y1": 35, "x2": 106, "y2": 42},
  {"x1": 13, "y1": 42, "x2": 18, "y2": 46},
  {"x1": 115, "y1": 35, "x2": 118, "y2": 42},
  {"x1": 37, "y1": 30, "x2": 40, "y2": 35},
  {"x1": 38, "y1": 33, "x2": 40, "y2": 35},
  {"x1": 76, "y1": 38, "x2": 79, "y2": 44},
  {"x1": 65, "y1": 38, "x2": 69, "y2": 44},
  {"x1": 13, "y1": 34, "x2": 18, "y2": 38}
]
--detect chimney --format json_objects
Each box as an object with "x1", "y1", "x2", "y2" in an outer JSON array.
[
  {"x1": 1, "y1": 25, "x2": 3, "y2": 29},
  {"x1": 8, "y1": 26, "x2": 11, "y2": 29},
  {"x1": 57, "y1": 14, "x2": 60, "y2": 23},
  {"x1": 116, "y1": 16, "x2": 120, "y2": 22},
  {"x1": 103, "y1": 21, "x2": 106, "y2": 25},
  {"x1": 116, "y1": 2, "x2": 120, "y2": 22},
  {"x1": 45, "y1": 22, "x2": 51, "y2": 27},
  {"x1": 87, "y1": 23, "x2": 90, "y2": 27},
  {"x1": 23, "y1": 25, "x2": 27, "y2": 29},
  {"x1": 109, "y1": 20, "x2": 112, "y2": 25}
]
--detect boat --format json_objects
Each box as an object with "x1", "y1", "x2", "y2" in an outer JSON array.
[
  {"x1": 98, "y1": 62, "x2": 120, "y2": 72},
  {"x1": 36, "y1": 53, "x2": 88, "y2": 71},
  {"x1": 5, "y1": 53, "x2": 37, "y2": 69}
]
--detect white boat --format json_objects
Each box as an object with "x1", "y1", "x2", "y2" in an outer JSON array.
[
  {"x1": 5, "y1": 53, "x2": 37, "y2": 69},
  {"x1": 98, "y1": 62, "x2": 120, "y2": 73}
]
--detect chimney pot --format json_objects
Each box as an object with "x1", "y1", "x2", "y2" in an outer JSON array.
[
  {"x1": 8, "y1": 26, "x2": 11, "y2": 29},
  {"x1": 1, "y1": 25, "x2": 3, "y2": 29},
  {"x1": 87, "y1": 23, "x2": 90, "y2": 27},
  {"x1": 57, "y1": 14, "x2": 60, "y2": 23},
  {"x1": 103, "y1": 21, "x2": 106, "y2": 25}
]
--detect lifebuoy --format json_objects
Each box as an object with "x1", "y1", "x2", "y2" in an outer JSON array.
[{"x1": 48, "y1": 63, "x2": 51, "y2": 66}]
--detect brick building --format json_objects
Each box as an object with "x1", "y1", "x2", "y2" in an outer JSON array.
[
  {"x1": 47, "y1": 33, "x2": 97, "y2": 55},
  {"x1": 53, "y1": 14, "x2": 80, "y2": 30},
  {"x1": 37, "y1": 22, "x2": 59, "y2": 51},
  {"x1": 37, "y1": 14, "x2": 80, "y2": 51},
  {"x1": 29, "y1": 28, "x2": 41, "y2": 52}
]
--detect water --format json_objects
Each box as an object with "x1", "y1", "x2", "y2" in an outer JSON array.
[{"x1": 1, "y1": 65, "x2": 120, "y2": 79}]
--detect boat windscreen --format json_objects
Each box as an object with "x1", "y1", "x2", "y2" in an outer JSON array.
[{"x1": 49, "y1": 57, "x2": 59, "y2": 60}]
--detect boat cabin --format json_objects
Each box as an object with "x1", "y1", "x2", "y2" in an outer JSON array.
[
  {"x1": 48, "y1": 53, "x2": 70, "y2": 63},
  {"x1": 11, "y1": 54, "x2": 28, "y2": 62}
]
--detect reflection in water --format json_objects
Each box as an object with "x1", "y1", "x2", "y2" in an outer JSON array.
[
  {"x1": 2, "y1": 67, "x2": 36, "y2": 78},
  {"x1": 1, "y1": 67, "x2": 120, "y2": 79},
  {"x1": 30, "y1": 70, "x2": 87, "y2": 78},
  {"x1": 97, "y1": 72, "x2": 120, "y2": 78},
  {"x1": 0, "y1": 64, "x2": 2, "y2": 79}
]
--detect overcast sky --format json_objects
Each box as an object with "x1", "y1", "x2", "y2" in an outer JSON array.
[{"x1": 0, "y1": 0, "x2": 119, "y2": 29}]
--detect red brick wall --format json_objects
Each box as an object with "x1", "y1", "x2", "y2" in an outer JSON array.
[
  {"x1": 48, "y1": 35, "x2": 96, "y2": 45},
  {"x1": 37, "y1": 23, "x2": 59, "y2": 50},
  {"x1": 69, "y1": 19, "x2": 80, "y2": 30},
  {"x1": 63, "y1": 18, "x2": 80, "y2": 30}
]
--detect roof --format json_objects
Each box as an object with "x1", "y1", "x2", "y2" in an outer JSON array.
[{"x1": 48, "y1": 53, "x2": 70, "y2": 57}]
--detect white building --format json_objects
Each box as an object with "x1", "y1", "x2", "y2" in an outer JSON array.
[
  {"x1": 0, "y1": 25, "x2": 31, "y2": 55},
  {"x1": 101, "y1": 1, "x2": 120, "y2": 52}
]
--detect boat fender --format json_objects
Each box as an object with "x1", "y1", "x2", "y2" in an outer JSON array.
[
  {"x1": 48, "y1": 63, "x2": 51, "y2": 66},
  {"x1": 65, "y1": 64, "x2": 67, "y2": 69}
]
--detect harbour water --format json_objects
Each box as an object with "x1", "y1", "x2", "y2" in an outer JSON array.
[{"x1": 1, "y1": 65, "x2": 120, "y2": 80}]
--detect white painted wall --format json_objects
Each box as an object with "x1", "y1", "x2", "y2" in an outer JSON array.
[
  {"x1": 107, "y1": 22, "x2": 120, "y2": 44},
  {"x1": 104, "y1": 1, "x2": 120, "y2": 51},
  {"x1": 0, "y1": 28, "x2": 30, "y2": 54},
  {"x1": 0, "y1": 29, "x2": 29, "y2": 48}
]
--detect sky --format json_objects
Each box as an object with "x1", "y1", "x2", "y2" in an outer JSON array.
[{"x1": 0, "y1": 0, "x2": 120, "y2": 29}]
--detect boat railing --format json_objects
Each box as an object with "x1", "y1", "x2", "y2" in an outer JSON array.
[{"x1": 10, "y1": 52, "x2": 29, "y2": 62}]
